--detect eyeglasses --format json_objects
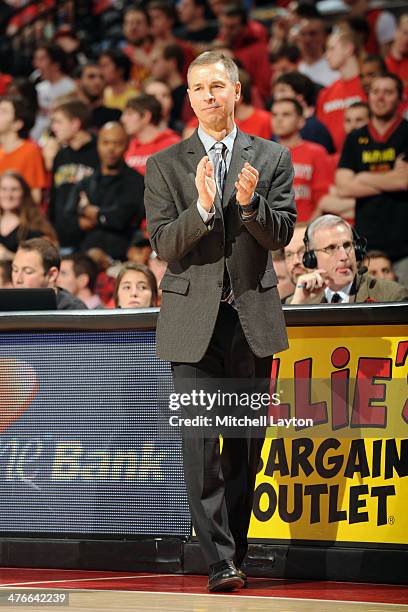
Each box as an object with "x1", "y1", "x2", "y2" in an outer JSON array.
[
  {"x1": 284, "y1": 247, "x2": 305, "y2": 261},
  {"x1": 314, "y1": 241, "x2": 354, "y2": 256}
]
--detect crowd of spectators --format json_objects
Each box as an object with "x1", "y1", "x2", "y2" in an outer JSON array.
[{"x1": 0, "y1": 0, "x2": 407, "y2": 309}]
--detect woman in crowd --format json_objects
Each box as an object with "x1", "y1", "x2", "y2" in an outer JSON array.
[
  {"x1": 99, "y1": 49, "x2": 139, "y2": 110},
  {"x1": 0, "y1": 171, "x2": 57, "y2": 260},
  {"x1": 114, "y1": 262, "x2": 158, "y2": 308}
]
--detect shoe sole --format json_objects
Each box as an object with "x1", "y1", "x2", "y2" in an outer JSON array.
[{"x1": 208, "y1": 577, "x2": 244, "y2": 592}]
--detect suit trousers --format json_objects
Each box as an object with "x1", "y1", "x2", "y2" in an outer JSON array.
[{"x1": 171, "y1": 302, "x2": 273, "y2": 568}]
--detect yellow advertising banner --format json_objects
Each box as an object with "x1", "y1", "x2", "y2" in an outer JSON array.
[{"x1": 249, "y1": 325, "x2": 408, "y2": 545}]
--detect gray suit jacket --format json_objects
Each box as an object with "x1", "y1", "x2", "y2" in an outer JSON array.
[{"x1": 145, "y1": 129, "x2": 297, "y2": 362}]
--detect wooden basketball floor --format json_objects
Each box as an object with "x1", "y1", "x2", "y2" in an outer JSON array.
[{"x1": 0, "y1": 569, "x2": 407, "y2": 611}]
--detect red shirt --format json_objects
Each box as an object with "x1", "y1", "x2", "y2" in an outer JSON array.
[
  {"x1": 386, "y1": 54, "x2": 408, "y2": 100},
  {"x1": 289, "y1": 141, "x2": 331, "y2": 222},
  {"x1": 0, "y1": 73, "x2": 11, "y2": 96},
  {"x1": 125, "y1": 128, "x2": 181, "y2": 175},
  {"x1": 236, "y1": 108, "x2": 272, "y2": 140},
  {"x1": 316, "y1": 76, "x2": 366, "y2": 153},
  {"x1": 234, "y1": 42, "x2": 272, "y2": 103}
]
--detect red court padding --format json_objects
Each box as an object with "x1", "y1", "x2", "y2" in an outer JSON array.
[{"x1": 0, "y1": 569, "x2": 407, "y2": 605}]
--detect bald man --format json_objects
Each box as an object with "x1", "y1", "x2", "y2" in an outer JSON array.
[{"x1": 65, "y1": 122, "x2": 145, "y2": 259}]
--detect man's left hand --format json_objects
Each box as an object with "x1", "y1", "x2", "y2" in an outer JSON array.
[{"x1": 235, "y1": 162, "x2": 259, "y2": 206}]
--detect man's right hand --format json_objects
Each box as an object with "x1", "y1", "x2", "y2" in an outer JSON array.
[
  {"x1": 291, "y1": 269, "x2": 329, "y2": 304},
  {"x1": 195, "y1": 156, "x2": 216, "y2": 212}
]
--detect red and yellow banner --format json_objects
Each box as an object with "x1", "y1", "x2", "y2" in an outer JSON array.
[{"x1": 249, "y1": 325, "x2": 408, "y2": 545}]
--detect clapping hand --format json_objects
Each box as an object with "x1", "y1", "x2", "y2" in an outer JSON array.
[
  {"x1": 195, "y1": 156, "x2": 216, "y2": 212},
  {"x1": 235, "y1": 162, "x2": 259, "y2": 206}
]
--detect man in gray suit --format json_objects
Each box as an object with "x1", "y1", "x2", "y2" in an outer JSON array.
[{"x1": 145, "y1": 51, "x2": 296, "y2": 591}]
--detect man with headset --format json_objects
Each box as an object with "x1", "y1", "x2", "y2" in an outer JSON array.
[{"x1": 286, "y1": 215, "x2": 407, "y2": 304}]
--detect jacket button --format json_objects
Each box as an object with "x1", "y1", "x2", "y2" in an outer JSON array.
[{"x1": 217, "y1": 281, "x2": 223, "y2": 287}]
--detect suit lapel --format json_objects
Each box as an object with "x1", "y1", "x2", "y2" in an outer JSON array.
[
  {"x1": 184, "y1": 130, "x2": 206, "y2": 178},
  {"x1": 223, "y1": 129, "x2": 253, "y2": 208}
]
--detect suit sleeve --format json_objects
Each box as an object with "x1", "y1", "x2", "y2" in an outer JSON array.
[
  {"x1": 241, "y1": 147, "x2": 297, "y2": 251},
  {"x1": 144, "y1": 155, "x2": 211, "y2": 263}
]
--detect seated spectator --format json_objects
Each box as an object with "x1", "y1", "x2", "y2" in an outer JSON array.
[
  {"x1": 58, "y1": 253, "x2": 102, "y2": 309},
  {"x1": 0, "y1": 96, "x2": 46, "y2": 204},
  {"x1": 49, "y1": 99, "x2": 99, "y2": 251},
  {"x1": 7, "y1": 78, "x2": 39, "y2": 118},
  {"x1": 297, "y1": 13, "x2": 339, "y2": 87},
  {"x1": 99, "y1": 49, "x2": 139, "y2": 111},
  {"x1": 316, "y1": 101, "x2": 370, "y2": 221},
  {"x1": 344, "y1": 0, "x2": 397, "y2": 55},
  {"x1": 316, "y1": 27, "x2": 366, "y2": 152},
  {"x1": 282, "y1": 222, "x2": 309, "y2": 290},
  {"x1": 270, "y1": 45, "x2": 301, "y2": 82},
  {"x1": 86, "y1": 247, "x2": 116, "y2": 306},
  {"x1": 360, "y1": 54, "x2": 387, "y2": 96},
  {"x1": 142, "y1": 78, "x2": 179, "y2": 132},
  {"x1": 0, "y1": 260, "x2": 12, "y2": 288},
  {"x1": 272, "y1": 98, "x2": 331, "y2": 222},
  {"x1": 76, "y1": 62, "x2": 121, "y2": 131},
  {"x1": 147, "y1": 0, "x2": 195, "y2": 79},
  {"x1": 363, "y1": 250, "x2": 397, "y2": 283},
  {"x1": 122, "y1": 94, "x2": 180, "y2": 176},
  {"x1": 11, "y1": 237, "x2": 87, "y2": 309},
  {"x1": 53, "y1": 25, "x2": 88, "y2": 74},
  {"x1": 0, "y1": 172, "x2": 57, "y2": 261},
  {"x1": 272, "y1": 250, "x2": 294, "y2": 301},
  {"x1": 65, "y1": 122, "x2": 145, "y2": 261},
  {"x1": 217, "y1": 4, "x2": 272, "y2": 101},
  {"x1": 120, "y1": 5, "x2": 153, "y2": 88},
  {"x1": 235, "y1": 69, "x2": 272, "y2": 140},
  {"x1": 149, "y1": 43, "x2": 189, "y2": 127},
  {"x1": 336, "y1": 73, "x2": 408, "y2": 290},
  {"x1": 343, "y1": 101, "x2": 370, "y2": 135},
  {"x1": 385, "y1": 14, "x2": 408, "y2": 102},
  {"x1": 272, "y1": 72, "x2": 335, "y2": 153},
  {"x1": 127, "y1": 233, "x2": 152, "y2": 266},
  {"x1": 176, "y1": 0, "x2": 218, "y2": 46},
  {"x1": 287, "y1": 215, "x2": 407, "y2": 304},
  {"x1": 114, "y1": 262, "x2": 158, "y2": 308},
  {"x1": 32, "y1": 42, "x2": 76, "y2": 141},
  {"x1": 209, "y1": 0, "x2": 268, "y2": 45}
]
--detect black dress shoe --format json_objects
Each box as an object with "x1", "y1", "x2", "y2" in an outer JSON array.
[
  {"x1": 236, "y1": 567, "x2": 247, "y2": 586},
  {"x1": 207, "y1": 559, "x2": 244, "y2": 592}
]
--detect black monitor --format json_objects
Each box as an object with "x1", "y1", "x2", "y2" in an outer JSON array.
[{"x1": 0, "y1": 288, "x2": 57, "y2": 311}]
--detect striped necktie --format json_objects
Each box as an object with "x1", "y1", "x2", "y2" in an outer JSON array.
[
  {"x1": 213, "y1": 142, "x2": 227, "y2": 198},
  {"x1": 212, "y1": 143, "x2": 233, "y2": 304}
]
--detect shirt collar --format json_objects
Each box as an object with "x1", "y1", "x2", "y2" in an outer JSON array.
[
  {"x1": 325, "y1": 281, "x2": 353, "y2": 304},
  {"x1": 197, "y1": 124, "x2": 237, "y2": 155}
]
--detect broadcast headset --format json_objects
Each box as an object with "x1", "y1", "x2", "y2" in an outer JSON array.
[{"x1": 302, "y1": 220, "x2": 367, "y2": 270}]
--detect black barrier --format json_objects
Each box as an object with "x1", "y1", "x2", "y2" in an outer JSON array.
[{"x1": 0, "y1": 304, "x2": 407, "y2": 582}]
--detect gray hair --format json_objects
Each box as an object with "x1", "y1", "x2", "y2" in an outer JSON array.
[
  {"x1": 306, "y1": 215, "x2": 352, "y2": 249},
  {"x1": 187, "y1": 51, "x2": 239, "y2": 86}
]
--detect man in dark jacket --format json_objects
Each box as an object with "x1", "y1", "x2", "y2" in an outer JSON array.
[
  {"x1": 65, "y1": 122, "x2": 145, "y2": 261},
  {"x1": 49, "y1": 99, "x2": 99, "y2": 251},
  {"x1": 11, "y1": 238, "x2": 87, "y2": 309}
]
